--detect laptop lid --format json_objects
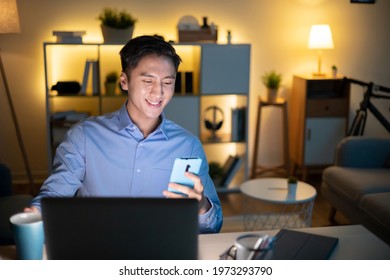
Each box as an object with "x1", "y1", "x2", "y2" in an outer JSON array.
[{"x1": 41, "y1": 197, "x2": 199, "y2": 260}]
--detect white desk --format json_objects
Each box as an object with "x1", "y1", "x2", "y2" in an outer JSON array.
[
  {"x1": 1, "y1": 225, "x2": 389, "y2": 260},
  {"x1": 240, "y1": 178, "x2": 317, "y2": 230},
  {"x1": 199, "y1": 225, "x2": 390, "y2": 260}
]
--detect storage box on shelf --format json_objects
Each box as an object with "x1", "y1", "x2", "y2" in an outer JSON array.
[{"x1": 44, "y1": 42, "x2": 251, "y2": 192}]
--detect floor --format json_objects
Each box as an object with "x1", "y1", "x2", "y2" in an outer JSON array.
[{"x1": 219, "y1": 172, "x2": 352, "y2": 232}]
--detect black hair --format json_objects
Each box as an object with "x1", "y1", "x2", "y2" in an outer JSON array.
[{"x1": 119, "y1": 35, "x2": 181, "y2": 74}]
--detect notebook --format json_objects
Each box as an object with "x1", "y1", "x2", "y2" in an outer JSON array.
[
  {"x1": 272, "y1": 229, "x2": 339, "y2": 260},
  {"x1": 41, "y1": 197, "x2": 199, "y2": 260}
]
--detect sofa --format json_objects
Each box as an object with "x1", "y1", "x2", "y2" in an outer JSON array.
[
  {"x1": 322, "y1": 136, "x2": 390, "y2": 245},
  {"x1": 0, "y1": 164, "x2": 33, "y2": 245}
]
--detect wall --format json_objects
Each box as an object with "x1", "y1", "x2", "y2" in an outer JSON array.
[{"x1": 0, "y1": 0, "x2": 389, "y2": 182}]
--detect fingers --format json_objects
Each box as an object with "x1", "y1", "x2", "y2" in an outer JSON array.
[
  {"x1": 165, "y1": 172, "x2": 203, "y2": 200},
  {"x1": 163, "y1": 172, "x2": 211, "y2": 214},
  {"x1": 24, "y1": 206, "x2": 39, "y2": 213}
]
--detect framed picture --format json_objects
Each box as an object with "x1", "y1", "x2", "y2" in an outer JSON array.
[{"x1": 351, "y1": 0, "x2": 375, "y2": 3}]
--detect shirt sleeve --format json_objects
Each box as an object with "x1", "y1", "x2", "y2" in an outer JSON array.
[
  {"x1": 198, "y1": 197, "x2": 223, "y2": 233},
  {"x1": 194, "y1": 144, "x2": 223, "y2": 234},
  {"x1": 30, "y1": 123, "x2": 86, "y2": 211}
]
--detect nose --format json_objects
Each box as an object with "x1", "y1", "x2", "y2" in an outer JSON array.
[{"x1": 151, "y1": 81, "x2": 163, "y2": 98}]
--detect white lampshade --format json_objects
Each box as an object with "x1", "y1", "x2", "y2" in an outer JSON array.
[
  {"x1": 308, "y1": 24, "x2": 334, "y2": 50},
  {"x1": 0, "y1": 0, "x2": 21, "y2": 34}
]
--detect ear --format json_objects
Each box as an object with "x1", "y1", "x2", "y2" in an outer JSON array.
[{"x1": 120, "y1": 72, "x2": 129, "y2": 91}]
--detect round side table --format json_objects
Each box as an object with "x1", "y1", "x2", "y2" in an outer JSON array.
[{"x1": 240, "y1": 178, "x2": 317, "y2": 230}]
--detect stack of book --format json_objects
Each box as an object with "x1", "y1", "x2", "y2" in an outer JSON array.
[
  {"x1": 213, "y1": 155, "x2": 242, "y2": 188},
  {"x1": 80, "y1": 59, "x2": 100, "y2": 95},
  {"x1": 52, "y1": 31, "x2": 86, "y2": 44}
]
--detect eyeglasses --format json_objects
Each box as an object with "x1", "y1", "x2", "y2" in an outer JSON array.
[
  {"x1": 219, "y1": 245, "x2": 237, "y2": 260},
  {"x1": 219, "y1": 234, "x2": 276, "y2": 260}
]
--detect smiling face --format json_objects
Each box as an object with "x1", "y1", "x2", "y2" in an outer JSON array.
[{"x1": 120, "y1": 54, "x2": 176, "y2": 136}]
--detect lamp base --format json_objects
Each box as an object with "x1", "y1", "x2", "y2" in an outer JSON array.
[{"x1": 312, "y1": 72, "x2": 326, "y2": 77}]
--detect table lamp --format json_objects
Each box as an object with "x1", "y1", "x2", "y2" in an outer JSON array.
[
  {"x1": 0, "y1": 0, "x2": 34, "y2": 190},
  {"x1": 308, "y1": 24, "x2": 334, "y2": 76}
]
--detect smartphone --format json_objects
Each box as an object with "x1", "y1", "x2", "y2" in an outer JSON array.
[{"x1": 168, "y1": 157, "x2": 202, "y2": 194}]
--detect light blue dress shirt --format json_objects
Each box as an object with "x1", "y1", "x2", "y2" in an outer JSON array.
[{"x1": 32, "y1": 103, "x2": 223, "y2": 233}]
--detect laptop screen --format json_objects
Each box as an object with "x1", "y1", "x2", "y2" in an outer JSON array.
[{"x1": 41, "y1": 197, "x2": 199, "y2": 260}]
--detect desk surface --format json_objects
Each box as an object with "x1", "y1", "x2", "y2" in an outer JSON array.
[
  {"x1": 240, "y1": 178, "x2": 317, "y2": 204},
  {"x1": 1, "y1": 225, "x2": 389, "y2": 260},
  {"x1": 199, "y1": 225, "x2": 390, "y2": 260}
]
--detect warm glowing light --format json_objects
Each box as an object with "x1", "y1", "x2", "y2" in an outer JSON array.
[
  {"x1": 0, "y1": 0, "x2": 20, "y2": 33},
  {"x1": 308, "y1": 24, "x2": 334, "y2": 49},
  {"x1": 307, "y1": 24, "x2": 334, "y2": 76}
]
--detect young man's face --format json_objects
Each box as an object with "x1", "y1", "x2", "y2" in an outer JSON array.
[{"x1": 121, "y1": 54, "x2": 176, "y2": 125}]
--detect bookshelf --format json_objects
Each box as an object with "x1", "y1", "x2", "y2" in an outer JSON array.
[{"x1": 43, "y1": 42, "x2": 251, "y2": 193}]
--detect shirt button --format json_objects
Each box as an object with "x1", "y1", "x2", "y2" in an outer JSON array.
[{"x1": 136, "y1": 169, "x2": 141, "y2": 173}]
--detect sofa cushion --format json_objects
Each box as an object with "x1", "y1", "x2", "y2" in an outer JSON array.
[
  {"x1": 322, "y1": 166, "x2": 390, "y2": 203},
  {"x1": 360, "y1": 193, "x2": 390, "y2": 232}
]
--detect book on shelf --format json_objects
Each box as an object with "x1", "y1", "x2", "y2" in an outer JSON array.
[
  {"x1": 91, "y1": 60, "x2": 100, "y2": 95},
  {"x1": 214, "y1": 155, "x2": 242, "y2": 188},
  {"x1": 52, "y1": 30, "x2": 86, "y2": 44},
  {"x1": 231, "y1": 107, "x2": 246, "y2": 141},
  {"x1": 80, "y1": 59, "x2": 100, "y2": 95},
  {"x1": 80, "y1": 60, "x2": 92, "y2": 95}
]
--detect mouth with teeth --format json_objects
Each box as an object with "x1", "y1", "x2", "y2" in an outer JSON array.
[{"x1": 146, "y1": 99, "x2": 162, "y2": 106}]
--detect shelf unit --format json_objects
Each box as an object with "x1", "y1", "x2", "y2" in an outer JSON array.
[
  {"x1": 289, "y1": 75, "x2": 350, "y2": 181},
  {"x1": 43, "y1": 42, "x2": 251, "y2": 192}
]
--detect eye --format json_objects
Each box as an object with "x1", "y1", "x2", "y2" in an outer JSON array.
[
  {"x1": 163, "y1": 79, "x2": 174, "y2": 85},
  {"x1": 143, "y1": 79, "x2": 153, "y2": 84}
]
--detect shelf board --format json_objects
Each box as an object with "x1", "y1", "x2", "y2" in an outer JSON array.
[
  {"x1": 49, "y1": 94, "x2": 100, "y2": 98},
  {"x1": 200, "y1": 133, "x2": 245, "y2": 144}
]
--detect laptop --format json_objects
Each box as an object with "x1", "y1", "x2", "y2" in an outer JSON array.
[{"x1": 41, "y1": 197, "x2": 199, "y2": 260}]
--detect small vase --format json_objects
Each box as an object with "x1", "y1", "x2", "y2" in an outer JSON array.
[
  {"x1": 288, "y1": 182, "x2": 297, "y2": 196},
  {"x1": 100, "y1": 24, "x2": 134, "y2": 44},
  {"x1": 267, "y1": 88, "x2": 278, "y2": 102},
  {"x1": 105, "y1": 82, "x2": 116, "y2": 96}
]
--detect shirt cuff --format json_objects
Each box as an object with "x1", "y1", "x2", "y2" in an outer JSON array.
[{"x1": 198, "y1": 198, "x2": 222, "y2": 233}]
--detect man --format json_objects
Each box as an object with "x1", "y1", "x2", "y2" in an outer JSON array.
[{"x1": 28, "y1": 35, "x2": 223, "y2": 233}]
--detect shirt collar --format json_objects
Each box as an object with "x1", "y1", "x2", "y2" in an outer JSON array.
[{"x1": 117, "y1": 102, "x2": 169, "y2": 140}]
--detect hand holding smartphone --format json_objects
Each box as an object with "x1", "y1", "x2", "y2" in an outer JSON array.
[{"x1": 168, "y1": 157, "x2": 202, "y2": 195}]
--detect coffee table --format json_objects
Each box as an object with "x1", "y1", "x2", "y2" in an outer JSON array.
[{"x1": 240, "y1": 178, "x2": 317, "y2": 230}]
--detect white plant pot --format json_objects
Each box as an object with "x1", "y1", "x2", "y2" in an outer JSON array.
[
  {"x1": 100, "y1": 24, "x2": 134, "y2": 44},
  {"x1": 288, "y1": 182, "x2": 297, "y2": 196},
  {"x1": 267, "y1": 88, "x2": 278, "y2": 101}
]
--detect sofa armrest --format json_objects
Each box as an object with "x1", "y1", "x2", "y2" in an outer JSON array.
[{"x1": 335, "y1": 136, "x2": 390, "y2": 168}]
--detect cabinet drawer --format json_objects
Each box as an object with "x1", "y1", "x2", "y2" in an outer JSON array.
[{"x1": 306, "y1": 99, "x2": 348, "y2": 117}]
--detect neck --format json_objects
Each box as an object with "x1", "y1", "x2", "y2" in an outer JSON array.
[{"x1": 139, "y1": 117, "x2": 161, "y2": 138}]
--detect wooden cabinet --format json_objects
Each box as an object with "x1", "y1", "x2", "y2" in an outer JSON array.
[
  {"x1": 289, "y1": 75, "x2": 350, "y2": 180},
  {"x1": 44, "y1": 43, "x2": 250, "y2": 192}
]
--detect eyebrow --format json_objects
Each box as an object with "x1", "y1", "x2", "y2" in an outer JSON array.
[{"x1": 140, "y1": 72, "x2": 176, "y2": 79}]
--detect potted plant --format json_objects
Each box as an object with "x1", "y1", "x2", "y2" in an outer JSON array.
[
  {"x1": 104, "y1": 71, "x2": 118, "y2": 96},
  {"x1": 287, "y1": 176, "x2": 298, "y2": 196},
  {"x1": 261, "y1": 70, "x2": 282, "y2": 101},
  {"x1": 208, "y1": 161, "x2": 223, "y2": 185},
  {"x1": 98, "y1": 7, "x2": 137, "y2": 43},
  {"x1": 331, "y1": 65, "x2": 338, "y2": 77}
]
